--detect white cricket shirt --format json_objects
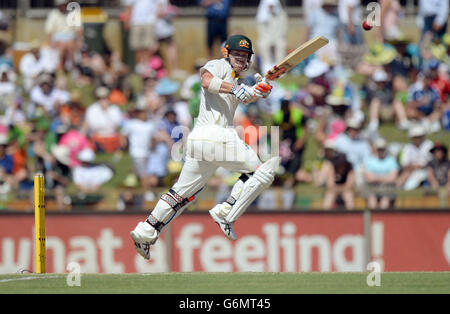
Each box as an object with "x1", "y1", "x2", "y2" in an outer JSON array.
[{"x1": 197, "y1": 58, "x2": 240, "y2": 128}]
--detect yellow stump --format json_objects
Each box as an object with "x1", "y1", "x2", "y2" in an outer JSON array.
[{"x1": 34, "y1": 174, "x2": 46, "y2": 273}]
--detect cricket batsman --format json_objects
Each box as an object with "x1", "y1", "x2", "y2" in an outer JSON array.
[{"x1": 130, "y1": 34, "x2": 281, "y2": 260}]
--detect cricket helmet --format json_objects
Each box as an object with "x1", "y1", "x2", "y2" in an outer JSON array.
[
  {"x1": 224, "y1": 34, "x2": 254, "y2": 56},
  {"x1": 223, "y1": 34, "x2": 253, "y2": 71}
]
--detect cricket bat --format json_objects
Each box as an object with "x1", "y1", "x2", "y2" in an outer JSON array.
[{"x1": 264, "y1": 36, "x2": 329, "y2": 81}]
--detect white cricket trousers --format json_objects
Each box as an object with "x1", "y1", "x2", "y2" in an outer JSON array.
[{"x1": 150, "y1": 124, "x2": 261, "y2": 226}]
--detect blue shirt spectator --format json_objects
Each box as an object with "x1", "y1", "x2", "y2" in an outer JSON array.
[
  {"x1": 0, "y1": 150, "x2": 13, "y2": 174},
  {"x1": 199, "y1": 0, "x2": 234, "y2": 19},
  {"x1": 365, "y1": 155, "x2": 399, "y2": 176},
  {"x1": 409, "y1": 78, "x2": 440, "y2": 116}
]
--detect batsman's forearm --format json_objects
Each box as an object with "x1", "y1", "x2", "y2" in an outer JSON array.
[{"x1": 201, "y1": 71, "x2": 235, "y2": 94}]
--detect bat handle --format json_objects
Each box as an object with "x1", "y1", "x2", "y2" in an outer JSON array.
[{"x1": 254, "y1": 73, "x2": 264, "y2": 83}]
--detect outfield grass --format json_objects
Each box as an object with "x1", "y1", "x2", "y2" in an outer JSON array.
[{"x1": 0, "y1": 272, "x2": 449, "y2": 294}]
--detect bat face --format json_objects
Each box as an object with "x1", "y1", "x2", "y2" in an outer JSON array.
[{"x1": 265, "y1": 36, "x2": 329, "y2": 81}]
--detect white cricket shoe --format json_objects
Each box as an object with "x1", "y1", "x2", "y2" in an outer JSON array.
[
  {"x1": 130, "y1": 221, "x2": 158, "y2": 260},
  {"x1": 209, "y1": 204, "x2": 237, "y2": 241}
]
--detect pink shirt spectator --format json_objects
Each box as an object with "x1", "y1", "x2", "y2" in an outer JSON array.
[{"x1": 58, "y1": 129, "x2": 92, "y2": 168}]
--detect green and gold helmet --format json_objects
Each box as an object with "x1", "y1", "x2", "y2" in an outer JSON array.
[{"x1": 224, "y1": 34, "x2": 254, "y2": 56}]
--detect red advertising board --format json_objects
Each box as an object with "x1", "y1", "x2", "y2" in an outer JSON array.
[
  {"x1": 371, "y1": 211, "x2": 450, "y2": 271},
  {"x1": 170, "y1": 213, "x2": 364, "y2": 272},
  {"x1": 0, "y1": 211, "x2": 449, "y2": 273}
]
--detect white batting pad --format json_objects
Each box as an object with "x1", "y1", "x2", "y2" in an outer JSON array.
[{"x1": 225, "y1": 156, "x2": 281, "y2": 222}]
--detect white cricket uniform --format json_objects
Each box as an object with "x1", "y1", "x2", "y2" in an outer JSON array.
[
  {"x1": 171, "y1": 58, "x2": 261, "y2": 200},
  {"x1": 133, "y1": 57, "x2": 278, "y2": 244}
]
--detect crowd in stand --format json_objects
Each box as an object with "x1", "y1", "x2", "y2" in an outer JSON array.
[{"x1": 0, "y1": 0, "x2": 448, "y2": 211}]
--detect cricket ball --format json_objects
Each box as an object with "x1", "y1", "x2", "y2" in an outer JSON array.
[{"x1": 362, "y1": 20, "x2": 373, "y2": 31}]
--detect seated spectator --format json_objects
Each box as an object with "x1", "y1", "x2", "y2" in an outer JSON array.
[
  {"x1": 83, "y1": 86, "x2": 124, "y2": 154},
  {"x1": 19, "y1": 40, "x2": 57, "y2": 92},
  {"x1": 8, "y1": 137, "x2": 30, "y2": 191},
  {"x1": 334, "y1": 117, "x2": 372, "y2": 187},
  {"x1": 427, "y1": 59, "x2": 450, "y2": 103},
  {"x1": 145, "y1": 109, "x2": 177, "y2": 199},
  {"x1": 57, "y1": 125, "x2": 92, "y2": 168},
  {"x1": 406, "y1": 71, "x2": 442, "y2": 133},
  {"x1": 0, "y1": 135, "x2": 13, "y2": 193},
  {"x1": 426, "y1": 143, "x2": 450, "y2": 192},
  {"x1": 385, "y1": 37, "x2": 418, "y2": 79},
  {"x1": 397, "y1": 124, "x2": 433, "y2": 190},
  {"x1": 120, "y1": 107, "x2": 157, "y2": 188},
  {"x1": 117, "y1": 173, "x2": 144, "y2": 211},
  {"x1": 49, "y1": 144, "x2": 72, "y2": 209},
  {"x1": 303, "y1": 58, "x2": 331, "y2": 112},
  {"x1": 4, "y1": 97, "x2": 27, "y2": 127},
  {"x1": 136, "y1": 71, "x2": 164, "y2": 119},
  {"x1": 364, "y1": 138, "x2": 399, "y2": 209},
  {"x1": 273, "y1": 99, "x2": 308, "y2": 187},
  {"x1": 29, "y1": 73, "x2": 70, "y2": 118},
  {"x1": 315, "y1": 89, "x2": 350, "y2": 145},
  {"x1": 366, "y1": 69, "x2": 409, "y2": 132},
  {"x1": 72, "y1": 148, "x2": 114, "y2": 194},
  {"x1": 315, "y1": 140, "x2": 355, "y2": 210}
]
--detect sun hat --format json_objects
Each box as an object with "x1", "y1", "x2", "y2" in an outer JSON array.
[
  {"x1": 51, "y1": 144, "x2": 70, "y2": 165},
  {"x1": 305, "y1": 58, "x2": 330, "y2": 79},
  {"x1": 408, "y1": 124, "x2": 426, "y2": 138},
  {"x1": 363, "y1": 43, "x2": 397, "y2": 65},
  {"x1": 78, "y1": 148, "x2": 96, "y2": 163}
]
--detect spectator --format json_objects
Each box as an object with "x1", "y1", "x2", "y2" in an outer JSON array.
[
  {"x1": 364, "y1": 137, "x2": 399, "y2": 209},
  {"x1": 199, "y1": 0, "x2": 234, "y2": 59},
  {"x1": 315, "y1": 140, "x2": 355, "y2": 210},
  {"x1": 418, "y1": 0, "x2": 448, "y2": 42},
  {"x1": 428, "y1": 59, "x2": 450, "y2": 103},
  {"x1": 57, "y1": 125, "x2": 92, "y2": 168},
  {"x1": 136, "y1": 71, "x2": 164, "y2": 119},
  {"x1": 19, "y1": 40, "x2": 54, "y2": 92},
  {"x1": 181, "y1": 58, "x2": 206, "y2": 124},
  {"x1": 406, "y1": 71, "x2": 442, "y2": 134},
  {"x1": 397, "y1": 124, "x2": 433, "y2": 190},
  {"x1": 379, "y1": 0, "x2": 404, "y2": 42},
  {"x1": 4, "y1": 97, "x2": 27, "y2": 127},
  {"x1": 338, "y1": 0, "x2": 363, "y2": 45},
  {"x1": 426, "y1": 143, "x2": 450, "y2": 192},
  {"x1": 124, "y1": 0, "x2": 163, "y2": 74},
  {"x1": 273, "y1": 99, "x2": 308, "y2": 187},
  {"x1": 303, "y1": 58, "x2": 332, "y2": 113},
  {"x1": 334, "y1": 117, "x2": 372, "y2": 186},
  {"x1": 366, "y1": 69, "x2": 409, "y2": 132},
  {"x1": 120, "y1": 107, "x2": 157, "y2": 188},
  {"x1": 154, "y1": 0, "x2": 182, "y2": 76},
  {"x1": 386, "y1": 37, "x2": 418, "y2": 79},
  {"x1": 45, "y1": 0, "x2": 83, "y2": 71},
  {"x1": 0, "y1": 65, "x2": 17, "y2": 112},
  {"x1": 84, "y1": 86, "x2": 124, "y2": 154},
  {"x1": 315, "y1": 89, "x2": 350, "y2": 144},
  {"x1": 0, "y1": 135, "x2": 13, "y2": 193},
  {"x1": 306, "y1": 0, "x2": 339, "y2": 42},
  {"x1": 256, "y1": 0, "x2": 288, "y2": 74},
  {"x1": 146, "y1": 109, "x2": 177, "y2": 189},
  {"x1": 29, "y1": 73, "x2": 70, "y2": 118},
  {"x1": 49, "y1": 144, "x2": 72, "y2": 210},
  {"x1": 72, "y1": 148, "x2": 114, "y2": 194}
]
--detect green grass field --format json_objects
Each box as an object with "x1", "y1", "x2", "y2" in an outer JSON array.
[{"x1": 1, "y1": 272, "x2": 449, "y2": 294}]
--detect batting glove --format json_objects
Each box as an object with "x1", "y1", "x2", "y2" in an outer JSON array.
[
  {"x1": 230, "y1": 83, "x2": 254, "y2": 103},
  {"x1": 255, "y1": 81, "x2": 273, "y2": 98}
]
